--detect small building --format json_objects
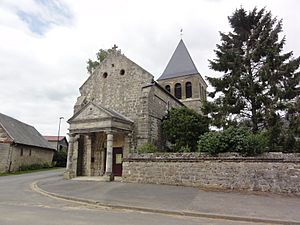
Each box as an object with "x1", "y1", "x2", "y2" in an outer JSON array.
[
  {"x1": 65, "y1": 40, "x2": 207, "y2": 180},
  {"x1": 43, "y1": 136, "x2": 69, "y2": 151},
  {"x1": 0, "y1": 113, "x2": 55, "y2": 173}
]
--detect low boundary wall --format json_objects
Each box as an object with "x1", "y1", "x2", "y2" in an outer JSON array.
[{"x1": 123, "y1": 153, "x2": 300, "y2": 195}]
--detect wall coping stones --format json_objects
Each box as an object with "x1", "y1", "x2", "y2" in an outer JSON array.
[{"x1": 124, "y1": 152, "x2": 300, "y2": 163}]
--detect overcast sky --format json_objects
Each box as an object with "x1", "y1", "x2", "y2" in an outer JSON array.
[{"x1": 0, "y1": 0, "x2": 299, "y2": 137}]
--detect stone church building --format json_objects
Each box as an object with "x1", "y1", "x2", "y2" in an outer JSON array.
[{"x1": 65, "y1": 40, "x2": 207, "y2": 180}]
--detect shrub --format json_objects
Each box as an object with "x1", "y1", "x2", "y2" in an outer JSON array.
[
  {"x1": 241, "y1": 132, "x2": 268, "y2": 156},
  {"x1": 137, "y1": 143, "x2": 157, "y2": 153},
  {"x1": 162, "y1": 107, "x2": 209, "y2": 152},
  {"x1": 19, "y1": 163, "x2": 52, "y2": 171},
  {"x1": 53, "y1": 149, "x2": 68, "y2": 167},
  {"x1": 197, "y1": 131, "x2": 222, "y2": 155},
  {"x1": 197, "y1": 127, "x2": 268, "y2": 156}
]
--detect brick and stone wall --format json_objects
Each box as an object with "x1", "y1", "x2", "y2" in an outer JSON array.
[{"x1": 123, "y1": 153, "x2": 300, "y2": 195}]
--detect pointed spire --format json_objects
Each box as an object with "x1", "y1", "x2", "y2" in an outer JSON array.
[{"x1": 158, "y1": 39, "x2": 199, "y2": 80}]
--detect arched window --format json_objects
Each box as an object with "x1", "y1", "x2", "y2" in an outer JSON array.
[
  {"x1": 165, "y1": 85, "x2": 171, "y2": 93},
  {"x1": 175, "y1": 83, "x2": 182, "y2": 99},
  {"x1": 185, "y1": 82, "x2": 192, "y2": 98}
]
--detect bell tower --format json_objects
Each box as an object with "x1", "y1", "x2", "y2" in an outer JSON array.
[{"x1": 157, "y1": 39, "x2": 207, "y2": 113}]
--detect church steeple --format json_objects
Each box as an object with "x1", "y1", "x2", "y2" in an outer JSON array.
[
  {"x1": 158, "y1": 39, "x2": 199, "y2": 80},
  {"x1": 157, "y1": 39, "x2": 207, "y2": 114}
]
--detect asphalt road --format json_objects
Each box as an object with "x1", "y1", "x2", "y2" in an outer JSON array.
[{"x1": 0, "y1": 169, "x2": 268, "y2": 225}]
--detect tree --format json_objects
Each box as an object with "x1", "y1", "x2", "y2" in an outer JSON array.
[
  {"x1": 205, "y1": 7, "x2": 300, "y2": 135},
  {"x1": 86, "y1": 48, "x2": 114, "y2": 74},
  {"x1": 162, "y1": 107, "x2": 209, "y2": 151}
]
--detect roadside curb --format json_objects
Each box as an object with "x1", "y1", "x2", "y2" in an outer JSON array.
[{"x1": 31, "y1": 181, "x2": 300, "y2": 225}]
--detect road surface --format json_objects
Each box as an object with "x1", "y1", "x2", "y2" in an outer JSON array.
[{"x1": 0, "y1": 169, "x2": 267, "y2": 225}]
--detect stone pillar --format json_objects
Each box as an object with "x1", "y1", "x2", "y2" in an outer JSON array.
[
  {"x1": 104, "y1": 131, "x2": 114, "y2": 181},
  {"x1": 86, "y1": 134, "x2": 92, "y2": 176},
  {"x1": 72, "y1": 134, "x2": 80, "y2": 177},
  {"x1": 64, "y1": 134, "x2": 77, "y2": 179}
]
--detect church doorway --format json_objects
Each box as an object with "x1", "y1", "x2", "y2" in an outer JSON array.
[{"x1": 112, "y1": 147, "x2": 123, "y2": 176}]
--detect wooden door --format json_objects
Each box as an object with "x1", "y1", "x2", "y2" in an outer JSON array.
[{"x1": 112, "y1": 147, "x2": 123, "y2": 176}]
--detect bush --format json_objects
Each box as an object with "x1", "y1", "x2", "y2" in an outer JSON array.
[
  {"x1": 197, "y1": 131, "x2": 223, "y2": 155},
  {"x1": 53, "y1": 149, "x2": 67, "y2": 167},
  {"x1": 162, "y1": 107, "x2": 209, "y2": 152},
  {"x1": 242, "y1": 132, "x2": 268, "y2": 156},
  {"x1": 19, "y1": 163, "x2": 52, "y2": 171},
  {"x1": 137, "y1": 143, "x2": 157, "y2": 153},
  {"x1": 197, "y1": 127, "x2": 268, "y2": 156}
]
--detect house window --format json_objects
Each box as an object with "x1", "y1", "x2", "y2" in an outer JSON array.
[
  {"x1": 165, "y1": 85, "x2": 171, "y2": 93},
  {"x1": 103, "y1": 72, "x2": 108, "y2": 78},
  {"x1": 186, "y1": 82, "x2": 192, "y2": 98},
  {"x1": 175, "y1": 83, "x2": 182, "y2": 99},
  {"x1": 20, "y1": 148, "x2": 23, "y2": 156},
  {"x1": 29, "y1": 149, "x2": 32, "y2": 156}
]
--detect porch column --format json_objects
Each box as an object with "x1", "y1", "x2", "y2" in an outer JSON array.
[
  {"x1": 72, "y1": 134, "x2": 80, "y2": 177},
  {"x1": 104, "y1": 131, "x2": 114, "y2": 181},
  {"x1": 64, "y1": 134, "x2": 78, "y2": 179},
  {"x1": 86, "y1": 134, "x2": 92, "y2": 176}
]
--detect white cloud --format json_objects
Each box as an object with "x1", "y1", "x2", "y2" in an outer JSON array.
[{"x1": 0, "y1": 0, "x2": 299, "y2": 137}]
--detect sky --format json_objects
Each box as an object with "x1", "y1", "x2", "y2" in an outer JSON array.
[{"x1": 0, "y1": 0, "x2": 299, "y2": 137}]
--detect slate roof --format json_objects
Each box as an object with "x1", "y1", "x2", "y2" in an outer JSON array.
[
  {"x1": 0, "y1": 113, "x2": 55, "y2": 150},
  {"x1": 158, "y1": 39, "x2": 199, "y2": 80}
]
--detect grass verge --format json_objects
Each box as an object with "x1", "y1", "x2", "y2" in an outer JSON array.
[{"x1": 0, "y1": 167, "x2": 62, "y2": 176}]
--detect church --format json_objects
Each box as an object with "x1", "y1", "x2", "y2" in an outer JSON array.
[{"x1": 64, "y1": 39, "x2": 207, "y2": 180}]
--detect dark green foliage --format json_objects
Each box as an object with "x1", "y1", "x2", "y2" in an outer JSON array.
[
  {"x1": 87, "y1": 48, "x2": 113, "y2": 74},
  {"x1": 19, "y1": 163, "x2": 52, "y2": 171},
  {"x1": 197, "y1": 127, "x2": 268, "y2": 156},
  {"x1": 137, "y1": 143, "x2": 157, "y2": 153},
  {"x1": 162, "y1": 107, "x2": 209, "y2": 152},
  {"x1": 205, "y1": 7, "x2": 300, "y2": 139},
  {"x1": 53, "y1": 149, "x2": 67, "y2": 167}
]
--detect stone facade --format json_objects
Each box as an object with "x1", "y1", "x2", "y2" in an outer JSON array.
[
  {"x1": 123, "y1": 153, "x2": 300, "y2": 195},
  {"x1": 65, "y1": 47, "x2": 183, "y2": 179}
]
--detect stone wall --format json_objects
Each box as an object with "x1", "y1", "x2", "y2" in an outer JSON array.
[
  {"x1": 0, "y1": 143, "x2": 11, "y2": 172},
  {"x1": 123, "y1": 153, "x2": 300, "y2": 195},
  {"x1": 9, "y1": 145, "x2": 54, "y2": 172}
]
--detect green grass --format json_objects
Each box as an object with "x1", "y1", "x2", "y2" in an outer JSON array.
[{"x1": 0, "y1": 167, "x2": 62, "y2": 176}]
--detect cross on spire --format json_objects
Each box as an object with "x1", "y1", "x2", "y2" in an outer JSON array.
[
  {"x1": 112, "y1": 44, "x2": 118, "y2": 51},
  {"x1": 180, "y1": 29, "x2": 183, "y2": 38}
]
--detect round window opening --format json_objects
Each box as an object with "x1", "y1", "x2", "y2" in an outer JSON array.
[
  {"x1": 120, "y1": 69, "x2": 125, "y2": 75},
  {"x1": 103, "y1": 72, "x2": 108, "y2": 78}
]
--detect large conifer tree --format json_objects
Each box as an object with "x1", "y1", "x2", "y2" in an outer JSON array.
[{"x1": 205, "y1": 7, "x2": 300, "y2": 134}]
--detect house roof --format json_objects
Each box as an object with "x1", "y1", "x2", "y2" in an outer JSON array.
[
  {"x1": 158, "y1": 39, "x2": 199, "y2": 80},
  {"x1": 0, "y1": 113, "x2": 55, "y2": 150},
  {"x1": 43, "y1": 136, "x2": 66, "y2": 142}
]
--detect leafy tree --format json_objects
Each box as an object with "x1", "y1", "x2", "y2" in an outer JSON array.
[
  {"x1": 86, "y1": 48, "x2": 114, "y2": 74},
  {"x1": 205, "y1": 7, "x2": 300, "y2": 135},
  {"x1": 162, "y1": 107, "x2": 209, "y2": 151}
]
